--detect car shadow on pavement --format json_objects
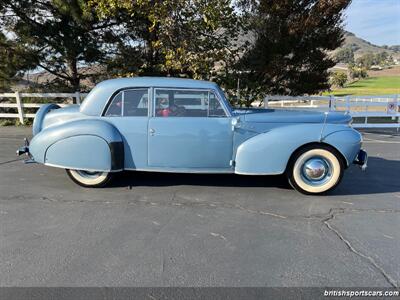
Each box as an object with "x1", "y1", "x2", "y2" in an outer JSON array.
[
  {"x1": 109, "y1": 157, "x2": 400, "y2": 195},
  {"x1": 334, "y1": 157, "x2": 400, "y2": 196},
  {"x1": 111, "y1": 172, "x2": 291, "y2": 189}
]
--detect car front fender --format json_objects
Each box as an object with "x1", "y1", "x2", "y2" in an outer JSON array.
[
  {"x1": 29, "y1": 119, "x2": 124, "y2": 172},
  {"x1": 234, "y1": 124, "x2": 362, "y2": 175},
  {"x1": 322, "y1": 128, "x2": 362, "y2": 166}
]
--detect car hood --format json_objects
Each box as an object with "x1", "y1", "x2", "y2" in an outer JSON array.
[{"x1": 234, "y1": 109, "x2": 352, "y2": 124}]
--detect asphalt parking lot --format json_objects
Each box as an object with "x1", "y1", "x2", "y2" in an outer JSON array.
[{"x1": 0, "y1": 126, "x2": 399, "y2": 287}]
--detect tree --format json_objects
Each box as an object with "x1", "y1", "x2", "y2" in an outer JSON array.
[
  {"x1": 335, "y1": 47, "x2": 354, "y2": 64},
  {"x1": 232, "y1": 0, "x2": 351, "y2": 105},
  {"x1": 356, "y1": 52, "x2": 375, "y2": 69},
  {"x1": 330, "y1": 71, "x2": 347, "y2": 87},
  {"x1": 348, "y1": 64, "x2": 368, "y2": 79},
  {"x1": 89, "y1": 0, "x2": 243, "y2": 80},
  {"x1": 0, "y1": 0, "x2": 116, "y2": 92},
  {"x1": 0, "y1": 33, "x2": 37, "y2": 91},
  {"x1": 375, "y1": 51, "x2": 389, "y2": 65}
]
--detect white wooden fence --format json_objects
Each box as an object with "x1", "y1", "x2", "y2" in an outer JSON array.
[
  {"x1": 0, "y1": 92, "x2": 86, "y2": 123},
  {"x1": 0, "y1": 92, "x2": 399, "y2": 128},
  {"x1": 264, "y1": 95, "x2": 400, "y2": 129}
]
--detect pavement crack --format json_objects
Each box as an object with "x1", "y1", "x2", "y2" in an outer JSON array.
[
  {"x1": 233, "y1": 204, "x2": 287, "y2": 219},
  {"x1": 210, "y1": 232, "x2": 227, "y2": 240},
  {"x1": 160, "y1": 248, "x2": 166, "y2": 275},
  {"x1": 304, "y1": 208, "x2": 400, "y2": 221},
  {"x1": 127, "y1": 195, "x2": 288, "y2": 219},
  {"x1": 347, "y1": 208, "x2": 400, "y2": 214},
  {"x1": 322, "y1": 208, "x2": 398, "y2": 288}
]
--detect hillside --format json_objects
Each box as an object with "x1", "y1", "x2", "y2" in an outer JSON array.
[{"x1": 336, "y1": 31, "x2": 400, "y2": 59}]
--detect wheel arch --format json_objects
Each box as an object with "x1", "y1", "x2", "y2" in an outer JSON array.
[{"x1": 285, "y1": 142, "x2": 348, "y2": 174}]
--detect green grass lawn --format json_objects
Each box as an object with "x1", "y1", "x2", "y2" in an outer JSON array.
[{"x1": 327, "y1": 76, "x2": 400, "y2": 96}]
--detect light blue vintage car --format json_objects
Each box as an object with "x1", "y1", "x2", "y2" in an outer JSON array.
[{"x1": 17, "y1": 77, "x2": 367, "y2": 194}]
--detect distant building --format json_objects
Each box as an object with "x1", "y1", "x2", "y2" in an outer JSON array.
[{"x1": 370, "y1": 65, "x2": 383, "y2": 70}]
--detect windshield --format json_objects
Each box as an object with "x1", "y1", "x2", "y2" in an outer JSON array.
[{"x1": 215, "y1": 86, "x2": 233, "y2": 115}]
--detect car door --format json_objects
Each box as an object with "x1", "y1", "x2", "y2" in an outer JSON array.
[
  {"x1": 103, "y1": 88, "x2": 150, "y2": 169},
  {"x1": 148, "y1": 88, "x2": 233, "y2": 169}
]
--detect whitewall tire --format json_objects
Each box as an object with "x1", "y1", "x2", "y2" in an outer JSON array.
[
  {"x1": 66, "y1": 169, "x2": 113, "y2": 187},
  {"x1": 287, "y1": 145, "x2": 344, "y2": 195}
]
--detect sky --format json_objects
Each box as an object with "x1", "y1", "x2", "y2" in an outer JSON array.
[{"x1": 344, "y1": 0, "x2": 400, "y2": 46}]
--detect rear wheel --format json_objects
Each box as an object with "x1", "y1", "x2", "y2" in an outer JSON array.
[
  {"x1": 287, "y1": 145, "x2": 344, "y2": 195},
  {"x1": 66, "y1": 169, "x2": 113, "y2": 187}
]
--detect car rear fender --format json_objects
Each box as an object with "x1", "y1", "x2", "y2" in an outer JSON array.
[
  {"x1": 29, "y1": 119, "x2": 124, "y2": 172},
  {"x1": 32, "y1": 104, "x2": 61, "y2": 136}
]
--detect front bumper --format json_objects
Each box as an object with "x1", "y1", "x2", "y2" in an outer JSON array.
[{"x1": 353, "y1": 149, "x2": 368, "y2": 171}]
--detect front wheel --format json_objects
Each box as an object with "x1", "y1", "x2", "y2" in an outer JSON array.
[
  {"x1": 287, "y1": 145, "x2": 344, "y2": 195},
  {"x1": 66, "y1": 169, "x2": 113, "y2": 188}
]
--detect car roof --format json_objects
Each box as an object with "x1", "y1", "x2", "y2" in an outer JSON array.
[
  {"x1": 98, "y1": 77, "x2": 219, "y2": 89},
  {"x1": 80, "y1": 77, "x2": 220, "y2": 116}
]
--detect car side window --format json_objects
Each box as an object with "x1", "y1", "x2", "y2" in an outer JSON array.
[
  {"x1": 105, "y1": 89, "x2": 148, "y2": 117},
  {"x1": 104, "y1": 92, "x2": 123, "y2": 116},
  {"x1": 123, "y1": 89, "x2": 148, "y2": 116},
  {"x1": 155, "y1": 89, "x2": 226, "y2": 117}
]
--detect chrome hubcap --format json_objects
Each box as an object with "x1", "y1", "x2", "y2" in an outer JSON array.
[{"x1": 301, "y1": 158, "x2": 332, "y2": 185}]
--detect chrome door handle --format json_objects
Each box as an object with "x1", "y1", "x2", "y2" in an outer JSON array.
[{"x1": 149, "y1": 128, "x2": 155, "y2": 135}]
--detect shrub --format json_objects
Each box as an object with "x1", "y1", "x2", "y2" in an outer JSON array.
[{"x1": 330, "y1": 71, "x2": 348, "y2": 87}]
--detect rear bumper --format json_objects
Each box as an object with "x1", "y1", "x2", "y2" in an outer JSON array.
[
  {"x1": 16, "y1": 138, "x2": 35, "y2": 163},
  {"x1": 16, "y1": 138, "x2": 30, "y2": 156},
  {"x1": 16, "y1": 145, "x2": 29, "y2": 156},
  {"x1": 353, "y1": 149, "x2": 368, "y2": 171}
]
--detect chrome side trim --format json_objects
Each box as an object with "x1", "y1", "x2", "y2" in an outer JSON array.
[
  {"x1": 124, "y1": 167, "x2": 234, "y2": 174},
  {"x1": 44, "y1": 162, "x2": 122, "y2": 173},
  {"x1": 234, "y1": 171, "x2": 283, "y2": 175}
]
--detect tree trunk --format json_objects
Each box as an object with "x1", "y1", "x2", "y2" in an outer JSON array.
[{"x1": 67, "y1": 58, "x2": 80, "y2": 102}]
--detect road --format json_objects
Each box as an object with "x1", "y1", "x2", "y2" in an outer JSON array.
[{"x1": 0, "y1": 127, "x2": 399, "y2": 287}]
